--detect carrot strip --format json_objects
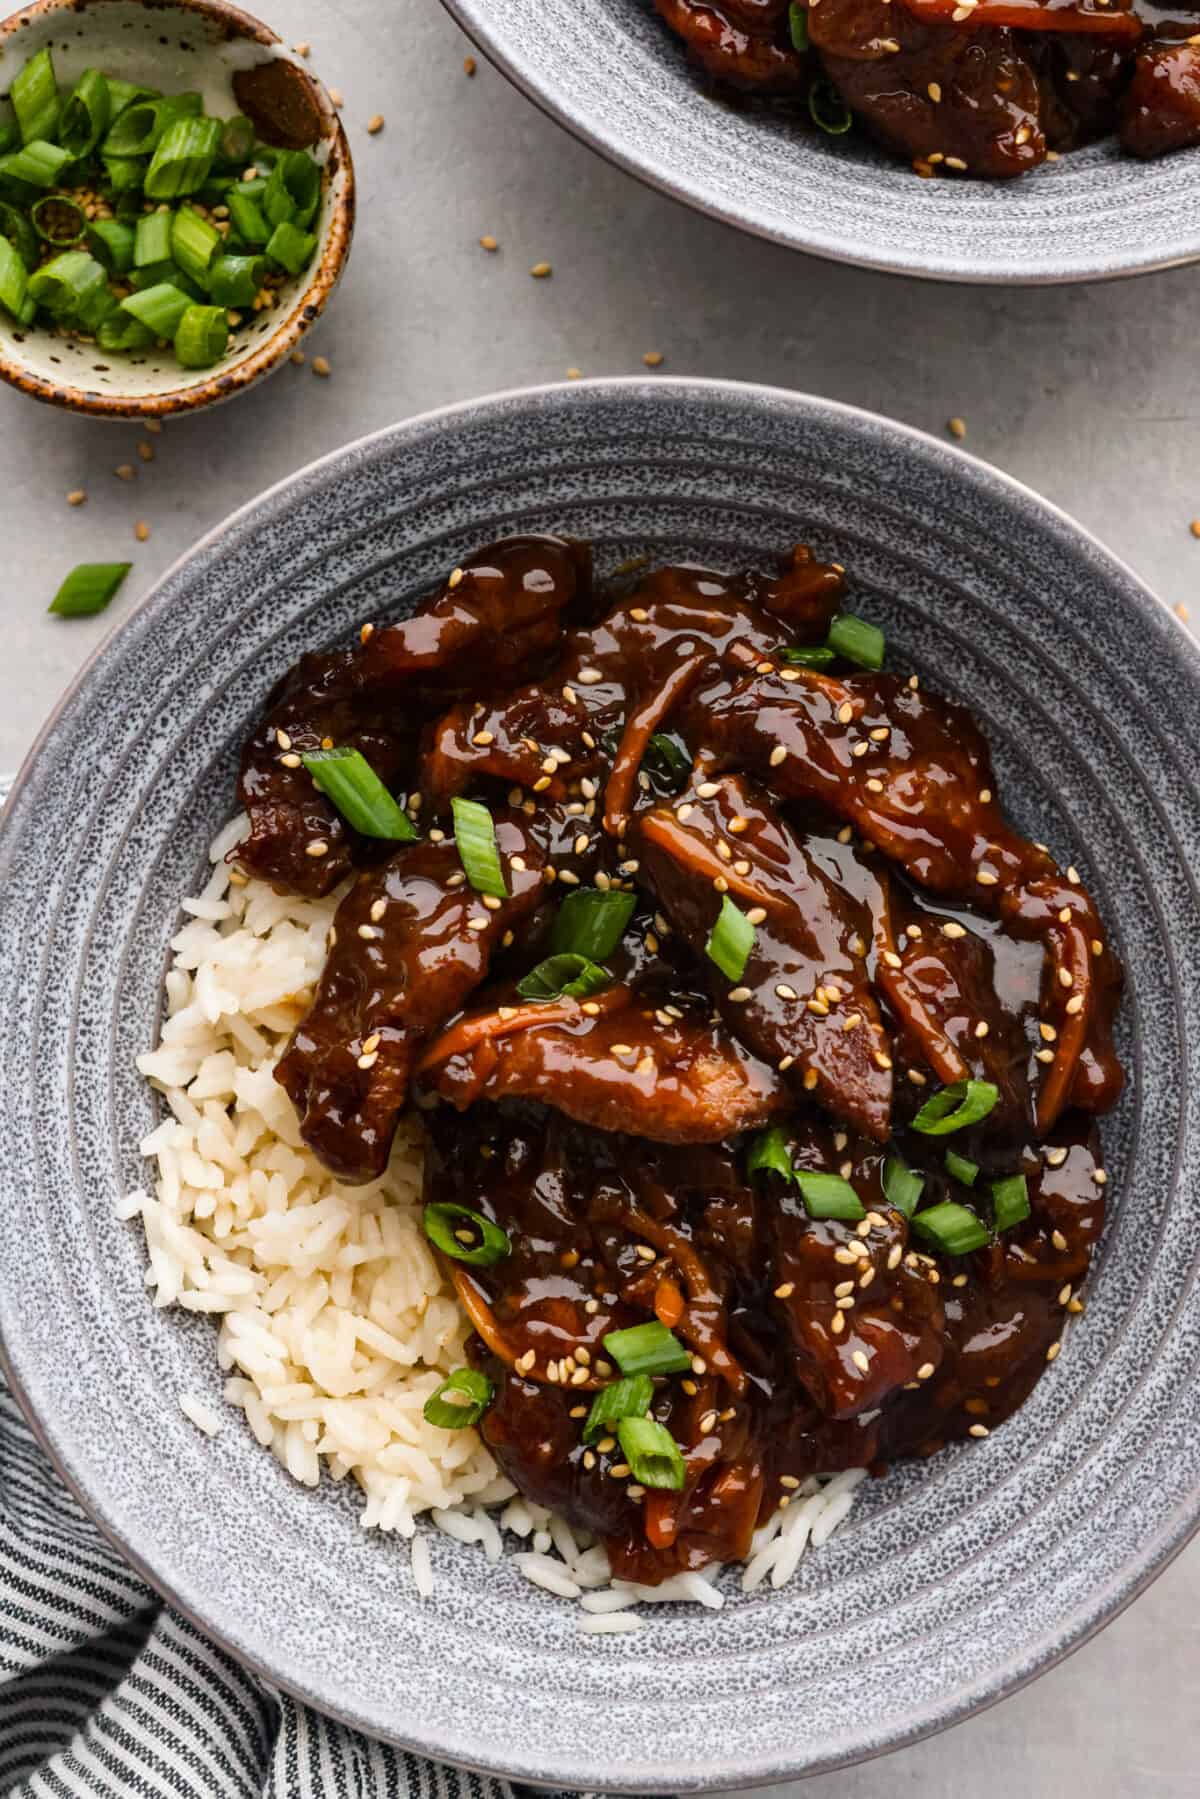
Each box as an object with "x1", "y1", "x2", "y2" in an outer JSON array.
[
  {"x1": 415, "y1": 986, "x2": 633, "y2": 1077},
  {"x1": 654, "y1": 1276, "x2": 687, "y2": 1329},
  {"x1": 899, "y1": 0, "x2": 1142, "y2": 37}
]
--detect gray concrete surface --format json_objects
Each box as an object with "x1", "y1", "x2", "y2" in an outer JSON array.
[{"x1": 3, "y1": 1, "x2": 1197, "y2": 1791}]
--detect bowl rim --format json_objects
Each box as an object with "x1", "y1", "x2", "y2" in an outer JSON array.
[
  {"x1": 2, "y1": 375, "x2": 1199, "y2": 1788},
  {"x1": 0, "y1": 0, "x2": 355, "y2": 418},
  {"x1": 438, "y1": 0, "x2": 1200, "y2": 289}
]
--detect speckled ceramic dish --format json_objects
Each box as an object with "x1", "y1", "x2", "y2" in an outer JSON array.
[
  {"x1": 1, "y1": 379, "x2": 1198, "y2": 1790},
  {"x1": 442, "y1": 0, "x2": 1200, "y2": 284},
  {"x1": 0, "y1": 0, "x2": 354, "y2": 418}
]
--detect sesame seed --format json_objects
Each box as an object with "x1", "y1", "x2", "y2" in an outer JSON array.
[
  {"x1": 853, "y1": 741, "x2": 870, "y2": 759},
  {"x1": 532, "y1": 776, "x2": 552, "y2": 793},
  {"x1": 775, "y1": 982, "x2": 798, "y2": 1001},
  {"x1": 581, "y1": 1002, "x2": 601, "y2": 1017},
  {"x1": 134, "y1": 521, "x2": 151, "y2": 543},
  {"x1": 944, "y1": 155, "x2": 968, "y2": 171},
  {"x1": 304, "y1": 839, "x2": 329, "y2": 858},
  {"x1": 866, "y1": 778, "x2": 884, "y2": 794},
  {"x1": 887, "y1": 1243, "x2": 903, "y2": 1269},
  {"x1": 851, "y1": 1350, "x2": 870, "y2": 1373},
  {"x1": 873, "y1": 1050, "x2": 893, "y2": 1070},
  {"x1": 357, "y1": 1051, "x2": 378, "y2": 1070},
  {"x1": 1058, "y1": 967, "x2": 1074, "y2": 988},
  {"x1": 943, "y1": 920, "x2": 966, "y2": 939},
  {"x1": 1067, "y1": 866, "x2": 1080, "y2": 885},
  {"x1": 831, "y1": 1310, "x2": 845, "y2": 1335},
  {"x1": 968, "y1": 1423, "x2": 990, "y2": 1438},
  {"x1": 699, "y1": 1410, "x2": 718, "y2": 1435},
  {"x1": 1093, "y1": 1169, "x2": 1107, "y2": 1185},
  {"x1": 803, "y1": 1069, "x2": 818, "y2": 1090},
  {"x1": 530, "y1": 261, "x2": 552, "y2": 279},
  {"x1": 836, "y1": 1295, "x2": 855, "y2": 1310},
  {"x1": 482, "y1": 893, "x2": 502, "y2": 910},
  {"x1": 1046, "y1": 1341, "x2": 1061, "y2": 1363},
  {"x1": 770, "y1": 745, "x2": 788, "y2": 767},
  {"x1": 280, "y1": 752, "x2": 301, "y2": 769},
  {"x1": 1065, "y1": 994, "x2": 1084, "y2": 1015},
  {"x1": 842, "y1": 1012, "x2": 862, "y2": 1033},
  {"x1": 927, "y1": 80, "x2": 942, "y2": 101},
  {"x1": 917, "y1": 1362, "x2": 935, "y2": 1381},
  {"x1": 578, "y1": 668, "x2": 603, "y2": 685},
  {"x1": 1052, "y1": 1229, "x2": 1068, "y2": 1251},
  {"x1": 837, "y1": 702, "x2": 854, "y2": 724},
  {"x1": 328, "y1": 88, "x2": 344, "y2": 107},
  {"x1": 357, "y1": 924, "x2": 379, "y2": 941},
  {"x1": 479, "y1": 234, "x2": 498, "y2": 252},
  {"x1": 643, "y1": 351, "x2": 664, "y2": 367},
  {"x1": 697, "y1": 781, "x2": 720, "y2": 799},
  {"x1": 367, "y1": 113, "x2": 385, "y2": 134},
  {"x1": 66, "y1": 489, "x2": 87, "y2": 506},
  {"x1": 883, "y1": 950, "x2": 902, "y2": 969},
  {"x1": 728, "y1": 986, "x2": 752, "y2": 1003},
  {"x1": 947, "y1": 417, "x2": 967, "y2": 440},
  {"x1": 472, "y1": 729, "x2": 495, "y2": 746},
  {"x1": 311, "y1": 356, "x2": 331, "y2": 377},
  {"x1": 976, "y1": 869, "x2": 998, "y2": 886},
  {"x1": 975, "y1": 1021, "x2": 989, "y2": 1039},
  {"x1": 778, "y1": 1054, "x2": 795, "y2": 1072},
  {"x1": 467, "y1": 917, "x2": 488, "y2": 932},
  {"x1": 774, "y1": 1281, "x2": 795, "y2": 1299},
  {"x1": 1036, "y1": 1048, "x2": 1055, "y2": 1064}
]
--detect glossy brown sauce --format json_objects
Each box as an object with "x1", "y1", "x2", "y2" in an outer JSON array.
[
  {"x1": 652, "y1": 0, "x2": 1200, "y2": 176},
  {"x1": 236, "y1": 534, "x2": 1124, "y2": 1582}
]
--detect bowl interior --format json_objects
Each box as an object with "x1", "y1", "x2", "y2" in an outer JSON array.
[
  {"x1": 444, "y1": 0, "x2": 1200, "y2": 283},
  {"x1": 0, "y1": 0, "x2": 348, "y2": 407},
  {"x1": 0, "y1": 380, "x2": 1198, "y2": 1790}
]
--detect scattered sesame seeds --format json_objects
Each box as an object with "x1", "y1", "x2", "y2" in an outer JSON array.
[
  {"x1": 279, "y1": 752, "x2": 301, "y2": 769},
  {"x1": 770, "y1": 744, "x2": 788, "y2": 767},
  {"x1": 357, "y1": 923, "x2": 379, "y2": 941},
  {"x1": 830, "y1": 1310, "x2": 845, "y2": 1335},
  {"x1": 304, "y1": 839, "x2": 329, "y2": 859},
  {"x1": 464, "y1": 55, "x2": 477, "y2": 74},
  {"x1": 367, "y1": 113, "x2": 385, "y2": 134},
  {"x1": 775, "y1": 982, "x2": 799, "y2": 1001},
  {"x1": 976, "y1": 868, "x2": 998, "y2": 886},
  {"x1": 643, "y1": 351, "x2": 664, "y2": 367},
  {"x1": 578, "y1": 668, "x2": 603, "y2": 685},
  {"x1": 134, "y1": 520, "x2": 151, "y2": 543},
  {"x1": 311, "y1": 356, "x2": 332, "y2": 378},
  {"x1": 466, "y1": 916, "x2": 489, "y2": 933},
  {"x1": 774, "y1": 1281, "x2": 796, "y2": 1299},
  {"x1": 530, "y1": 261, "x2": 552, "y2": 279},
  {"x1": 947, "y1": 417, "x2": 967, "y2": 440},
  {"x1": 917, "y1": 1362, "x2": 935, "y2": 1381},
  {"x1": 728, "y1": 985, "x2": 752, "y2": 1003},
  {"x1": 851, "y1": 1350, "x2": 870, "y2": 1373},
  {"x1": 1051, "y1": 1228, "x2": 1068, "y2": 1252},
  {"x1": 968, "y1": 1423, "x2": 990, "y2": 1438},
  {"x1": 1036, "y1": 1048, "x2": 1055, "y2": 1064},
  {"x1": 328, "y1": 87, "x2": 344, "y2": 107},
  {"x1": 927, "y1": 80, "x2": 942, "y2": 101},
  {"x1": 837, "y1": 702, "x2": 854, "y2": 725},
  {"x1": 1046, "y1": 1341, "x2": 1061, "y2": 1363},
  {"x1": 137, "y1": 440, "x2": 154, "y2": 462}
]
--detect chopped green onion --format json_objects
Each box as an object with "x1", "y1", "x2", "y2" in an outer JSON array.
[
  {"x1": 583, "y1": 1375, "x2": 654, "y2": 1444},
  {"x1": 0, "y1": 200, "x2": 37, "y2": 267},
  {"x1": 991, "y1": 1174, "x2": 1030, "y2": 1233},
  {"x1": 144, "y1": 115, "x2": 222, "y2": 199},
  {"x1": 0, "y1": 123, "x2": 14, "y2": 159},
  {"x1": 706, "y1": 894, "x2": 755, "y2": 983},
  {"x1": 945, "y1": 1149, "x2": 979, "y2": 1187},
  {"x1": 105, "y1": 79, "x2": 160, "y2": 121},
  {"x1": 119, "y1": 279, "x2": 192, "y2": 338},
  {"x1": 206, "y1": 252, "x2": 265, "y2": 308},
  {"x1": 0, "y1": 233, "x2": 30, "y2": 319},
  {"x1": 96, "y1": 309, "x2": 154, "y2": 351},
  {"x1": 104, "y1": 92, "x2": 200, "y2": 157},
  {"x1": 59, "y1": 69, "x2": 111, "y2": 159},
  {"x1": 134, "y1": 209, "x2": 174, "y2": 267},
  {"x1": 47, "y1": 562, "x2": 131, "y2": 618},
  {"x1": 101, "y1": 152, "x2": 146, "y2": 194},
  {"x1": 882, "y1": 1155, "x2": 924, "y2": 1218},
  {"x1": 642, "y1": 732, "x2": 692, "y2": 792},
  {"x1": 226, "y1": 185, "x2": 269, "y2": 246},
  {"x1": 515, "y1": 953, "x2": 611, "y2": 1003},
  {"x1": 911, "y1": 1078, "x2": 999, "y2": 1136},
  {"x1": 171, "y1": 204, "x2": 221, "y2": 283},
  {"x1": 451, "y1": 796, "x2": 508, "y2": 898},
  {"x1": 265, "y1": 218, "x2": 316, "y2": 276},
  {"x1": 216, "y1": 113, "x2": 256, "y2": 166},
  {"x1": 422, "y1": 1367, "x2": 493, "y2": 1430},
  {"x1": 747, "y1": 1126, "x2": 794, "y2": 1182},
  {"x1": 27, "y1": 250, "x2": 108, "y2": 323},
  {"x1": 174, "y1": 302, "x2": 229, "y2": 369},
  {"x1": 827, "y1": 612, "x2": 884, "y2": 670},
  {"x1": 795, "y1": 1170, "x2": 865, "y2": 1222},
  {"x1": 0, "y1": 139, "x2": 74, "y2": 188},
  {"x1": 777, "y1": 644, "x2": 836, "y2": 669},
  {"x1": 30, "y1": 194, "x2": 86, "y2": 246},
  {"x1": 300, "y1": 746, "x2": 418, "y2": 841},
  {"x1": 263, "y1": 148, "x2": 321, "y2": 228},
  {"x1": 617, "y1": 1416, "x2": 686, "y2": 1491},
  {"x1": 808, "y1": 77, "x2": 854, "y2": 135},
  {"x1": 911, "y1": 1200, "x2": 989, "y2": 1255},
  {"x1": 86, "y1": 217, "x2": 135, "y2": 274},
  {"x1": 11, "y1": 48, "x2": 59, "y2": 146},
  {"x1": 789, "y1": 3, "x2": 810, "y2": 51},
  {"x1": 422, "y1": 1201, "x2": 511, "y2": 1268},
  {"x1": 603, "y1": 1320, "x2": 692, "y2": 1379},
  {"x1": 550, "y1": 888, "x2": 636, "y2": 961},
  {"x1": 128, "y1": 260, "x2": 202, "y2": 298}
]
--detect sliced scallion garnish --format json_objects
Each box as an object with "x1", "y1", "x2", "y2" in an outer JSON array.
[
  {"x1": 174, "y1": 302, "x2": 229, "y2": 369},
  {"x1": 789, "y1": 3, "x2": 810, "y2": 52},
  {"x1": 0, "y1": 235, "x2": 31, "y2": 322},
  {"x1": 58, "y1": 69, "x2": 111, "y2": 160},
  {"x1": 583, "y1": 1375, "x2": 654, "y2": 1445},
  {"x1": 515, "y1": 953, "x2": 611, "y2": 1003},
  {"x1": 47, "y1": 562, "x2": 131, "y2": 618},
  {"x1": 706, "y1": 894, "x2": 755, "y2": 983},
  {"x1": 451, "y1": 795, "x2": 508, "y2": 898},
  {"x1": 911, "y1": 1201, "x2": 989, "y2": 1256},
  {"x1": 144, "y1": 114, "x2": 222, "y2": 199},
  {"x1": 30, "y1": 194, "x2": 86, "y2": 246},
  {"x1": 207, "y1": 252, "x2": 266, "y2": 308},
  {"x1": 422, "y1": 1367, "x2": 493, "y2": 1430},
  {"x1": 991, "y1": 1174, "x2": 1030, "y2": 1233},
  {"x1": 0, "y1": 139, "x2": 75, "y2": 188},
  {"x1": 119, "y1": 278, "x2": 193, "y2": 338},
  {"x1": 796, "y1": 1171, "x2": 865, "y2": 1222},
  {"x1": 170, "y1": 204, "x2": 220, "y2": 284},
  {"x1": 265, "y1": 218, "x2": 317, "y2": 276},
  {"x1": 827, "y1": 612, "x2": 884, "y2": 669},
  {"x1": 11, "y1": 48, "x2": 60, "y2": 147},
  {"x1": 27, "y1": 250, "x2": 108, "y2": 322},
  {"x1": 945, "y1": 1149, "x2": 979, "y2": 1187},
  {"x1": 603, "y1": 1320, "x2": 692, "y2": 1379},
  {"x1": 808, "y1": 77, "x2": 854, "y2": 137},
  {"x1": 227, "y1": 185, "x2": 270, "y2": 246},
  {"x1": 301, "y1": 746, "x2": 418, "y2": 841},
  {"x1": 617, "y1": 1416, "x2": 686, "y2": 1491},
  {"x1": 550, "y1": 887, "x2": 635, "y2": 961},
  {"x1": 0, "y1": 200, "x2": 38, "y2": 268},
  {"x1": 882, "y1": 1155, "x2": 924, "y2": 1218},
  {"x1": 777, "y1": 644, "x2": 835, "y2": 669},
  {"x1": 263, "y1": 148, "x2": 321, "y2": 228},
  {"x1": 86, "y1": 217, "x2": 135, "y2": 273},
  {"x1": 422, "y1": 1201, "x2": 511, "y2": 1268},
  {"x1": 642, "y1": 732, "x2": 692, "y2": 792},
  {"x1": 747, "y1": 1125, "x2": 794, "y2": 1182},
  {"x1": 133, "y1": 208, "x2": 173, "y2": 267},
  {"x1": 911, "y1": 1078, "x2": 999, "y2": 1136}
]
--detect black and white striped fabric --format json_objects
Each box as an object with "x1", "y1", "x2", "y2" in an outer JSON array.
[{"x1": 0, "y1": 775, "x2": 593, "y2": 1799}]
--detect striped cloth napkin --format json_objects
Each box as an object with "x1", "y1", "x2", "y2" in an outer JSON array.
[{"x1": 0, "y1": 773, "x2": 591, "y2": 1799}]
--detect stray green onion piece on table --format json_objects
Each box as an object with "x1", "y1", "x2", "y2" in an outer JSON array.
[
  {"x1": 0, "y1": 43, "x2": 323, "y2": 371},
  {"x1": 48, "y1": 562, "x2": 132, "y2": 618}
]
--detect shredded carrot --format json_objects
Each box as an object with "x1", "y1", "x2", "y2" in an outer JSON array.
[{"x1": 654, "y1": 1276, "x2": 686, "y2": 1329}]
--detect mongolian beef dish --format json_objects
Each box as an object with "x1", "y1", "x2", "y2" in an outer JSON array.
[
  {"x1": 652, "y1": 0, "x2": 1200, "y2": 178},
  {"x1": 233, "y1": 532, "x2": 1123, "y2": 1584}
]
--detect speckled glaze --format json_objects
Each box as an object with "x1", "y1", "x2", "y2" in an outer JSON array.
[
  {"x1": 442, "y1": 0, "x2": 1200, "y2": 284},
  {"x1": 1, "y1": 379, "x2": 1198, "y2": 1791},
  {"x1": 0, "y1": 0, "x2": 354, "y2": 419}
]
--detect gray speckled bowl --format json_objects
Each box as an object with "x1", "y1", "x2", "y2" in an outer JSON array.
[
  {"x1": 1, "y1": 379, "x2": 1199, "y2": 1791},
  {"x1": 442, "y1": 0, "x2": 1200, "y2": 284}
]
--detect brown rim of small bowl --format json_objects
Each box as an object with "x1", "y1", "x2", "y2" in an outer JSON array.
[{"x1": 0, "y1": 0, "x2": 356, "y2": 419}]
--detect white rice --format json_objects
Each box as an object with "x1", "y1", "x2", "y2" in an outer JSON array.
[{"x1": 132, "y1": 817, "x2": 861, "y2": 1626}]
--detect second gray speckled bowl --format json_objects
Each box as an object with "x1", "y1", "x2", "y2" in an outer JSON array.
[
  {"x1": 1, "y1": 379, "x2": 1199, "y2": 1790},
  {"x1": 442, "y1": 0, "x2": 1200, "y2": 284}
]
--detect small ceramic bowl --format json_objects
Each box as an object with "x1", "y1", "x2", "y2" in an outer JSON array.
[
  {"x1": 0, "y1": 0, "x2": 355, "y2": 418},
  {"x1": 0, "y1": 378, "x2": 1198, "y2": 1789}
]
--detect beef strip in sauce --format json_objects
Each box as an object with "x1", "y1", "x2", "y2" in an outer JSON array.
[
  {"x1": 651, "y1": 0, "x2": 1196, "y2": 176},
  {"x1": 239, "y1": 535, "x2": 1124, "y2": 1582}
]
